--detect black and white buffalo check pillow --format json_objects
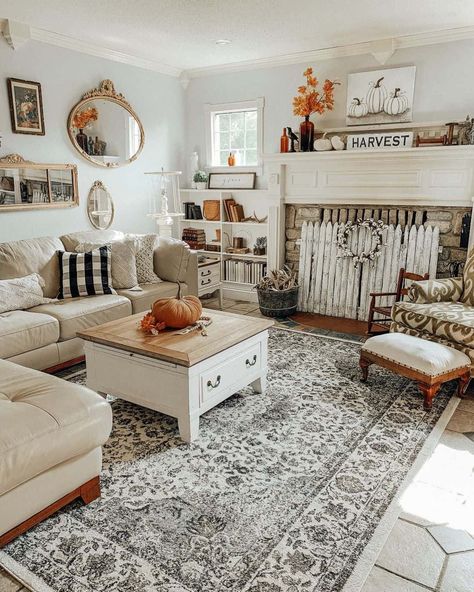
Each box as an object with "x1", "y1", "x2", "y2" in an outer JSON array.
[{"x1": 58, "y1": 246, "x2": 114, "y2": 299}]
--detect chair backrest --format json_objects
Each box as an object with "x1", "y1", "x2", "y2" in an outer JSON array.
[{"x1": 396, "y1": 268, "x2": 430, "y2": 300}]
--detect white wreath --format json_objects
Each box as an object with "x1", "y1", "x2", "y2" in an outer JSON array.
[{"x1": 337, "y1": 218, "x2": 387, "y2": 267}]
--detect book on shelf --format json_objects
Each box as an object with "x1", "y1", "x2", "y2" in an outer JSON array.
[
  {"x1": 223, "y1": 258, "x2": 267, "y2": 284},
  {"x1": 182, "y1": 227, "x2": 206, "y2": 250},
  {"x1": 223, "y1": 198, "x2": 236, "y2": 221}
]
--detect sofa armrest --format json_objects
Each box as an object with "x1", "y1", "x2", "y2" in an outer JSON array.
[
  {"x1": 408, "y1": 277, "x2": 463, "y2": 304},
  {"x1": 184, "y1": 251, "x2": 199, "y2": 296},
  {"x1": 153, "y1": 237, "x2": 191, "y2": 284}
]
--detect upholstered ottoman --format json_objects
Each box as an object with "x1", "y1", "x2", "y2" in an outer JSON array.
[
  {"x1": 0, "y1": 359, "x2": 112, "y2": 547},
  {"x1": 359, "y1": 333, "x2": 470, "y2": 410}
]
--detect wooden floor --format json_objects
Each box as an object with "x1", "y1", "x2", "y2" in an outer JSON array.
[{"x1": 290, "y1": 312, "x2": 369, "y2": 336}]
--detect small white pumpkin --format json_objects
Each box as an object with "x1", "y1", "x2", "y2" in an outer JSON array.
[
  {"x1": 366, "y1": 76, "x2": 387, "y2": 114},
  {"x1": 383, "y1": 88, "x2": 409, "y2": 116},
  {"x1": 347, "y1": 97, "x2": 369, "y2": 118},
  {"x1": 331, "y1": 135, "x2": 345, "y2": 150},
  {"x1": 314, "y1": 132, "x2": 333, "y2": 151}
]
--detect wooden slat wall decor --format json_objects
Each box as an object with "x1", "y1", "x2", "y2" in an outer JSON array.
[{"x1": 297, "y1": 219, "x2": 440, "y2": 320}]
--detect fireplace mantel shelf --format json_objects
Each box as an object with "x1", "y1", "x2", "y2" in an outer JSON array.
[{"x1": 263, "y1": 145, "x2": 474, "y2": 162}]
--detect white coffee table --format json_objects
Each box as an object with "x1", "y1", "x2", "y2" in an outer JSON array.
[{"x1": 78, "y1": 309, "x2": 273, "y2": 442}]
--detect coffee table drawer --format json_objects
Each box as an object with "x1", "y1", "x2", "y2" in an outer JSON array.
[{"x1": 200, "y1": 342, "x2": 261, "y2": 404}]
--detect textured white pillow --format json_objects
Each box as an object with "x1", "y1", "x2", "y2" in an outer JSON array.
[
  {"x1": 76, "y1": 239, "x2": 139, "y2": 289},
  {"x1": 127, "y1": 234, "x2": 162, "y2": 284},
  {"x1": 0, "y1": 273, "x2": 52, "y2": 313}
]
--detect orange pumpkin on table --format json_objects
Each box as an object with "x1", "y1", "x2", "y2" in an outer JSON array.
[{"x1": 152, "y1": 285, "x2": 202, "y2": 329}]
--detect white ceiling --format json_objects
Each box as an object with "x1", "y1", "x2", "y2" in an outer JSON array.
[{"x1": 2, "y1": 0, "x2": 474, "y2": 74}]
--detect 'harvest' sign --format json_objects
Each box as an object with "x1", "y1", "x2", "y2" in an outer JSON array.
[{"x1": 347, "y1": 131, "x2": 413, "y2": 151}]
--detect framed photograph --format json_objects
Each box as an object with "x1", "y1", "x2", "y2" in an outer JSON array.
[
  {"x1": 208, "y1": 172, "x2": 256, "y2": 190},
  {"x1": 7, "y1": 78, "x2": 45, "y2": 135},
  {"x1": 346, "y1": 66, "x2": 416, "y2": 126}
]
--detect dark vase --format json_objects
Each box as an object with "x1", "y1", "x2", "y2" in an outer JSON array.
[
  {"x1": 76, "y1": 129, "x2": 88, "y2": 153},
  {"x1": 300, "y1": 115, "x2": 314, "y2": 152}
]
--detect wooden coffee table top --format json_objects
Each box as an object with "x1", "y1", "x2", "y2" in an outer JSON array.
[{"x1": 77, "y1": 309, "x2": 274, "y2": 367}]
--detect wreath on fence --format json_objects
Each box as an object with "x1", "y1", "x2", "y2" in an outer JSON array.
[{"x1": 337, "y1": 218, "x2": 388, "y2": 267}]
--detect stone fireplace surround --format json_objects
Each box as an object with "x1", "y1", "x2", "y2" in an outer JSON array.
[{"x1": 263, "y1": 146, "x2": 474, "y2": 282}]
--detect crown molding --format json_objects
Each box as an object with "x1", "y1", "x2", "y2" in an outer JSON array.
[
  {"x1": 29, "y1": 27, "x2": 182, "y2": 77},
  {"x1": 184, "y1": 25, "x2": 474, "y2": 79}
]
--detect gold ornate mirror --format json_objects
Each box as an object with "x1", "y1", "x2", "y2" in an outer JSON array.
[
  {"x1": 87, "y1": 180, "x2": 114, "y2": 229},
  {"x1": 0, "y1": 154, "x2": 78, "y2": 211},
  {"x1": 67, "y1": 80, "x2": 144, "y2": 168}
]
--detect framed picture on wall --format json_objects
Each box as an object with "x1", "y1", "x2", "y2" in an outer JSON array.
[
  {"x1": 345, "y1": 66, "x2": 416, "y2": 126},
  {"x1": 7, "y1": 78, "x2": 45, "y2": 135}
]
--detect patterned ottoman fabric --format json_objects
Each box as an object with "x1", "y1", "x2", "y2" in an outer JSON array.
[{"x1": 391, "y1": 301, "x2": 474, "y2": 350}]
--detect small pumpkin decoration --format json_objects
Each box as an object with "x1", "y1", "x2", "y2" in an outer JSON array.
[
  {"x1": 152, "y1": 284, "x2": 202, "y2": 329},
  {"x1": 348, "y1": 97, "x2": 369, "y2": 118},
  {"x1": 331, "y1": 135, "x2": 345, "y2": 150},
  {"x1": 366, "y1": 76, "x2": 387, "y2": 114},
  {"x1": 383, "y1": 88, "x2": 409, "y2": 116},
  {"x1": 314, "y1": 132, "x2": 333, "y2": 151}
]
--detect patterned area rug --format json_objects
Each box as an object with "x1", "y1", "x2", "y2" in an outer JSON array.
[{"x1": 1, "y1": 329, "x2": 455, "y2": 592}]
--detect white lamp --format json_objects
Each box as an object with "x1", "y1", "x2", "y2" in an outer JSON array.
[{"x1": 145, "y1": 168, "x2": 184, "y2": 237}]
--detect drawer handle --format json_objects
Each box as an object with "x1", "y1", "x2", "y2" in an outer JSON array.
[
  {"x1": 200, "y1": 269, "x2": 212, "y2": 277},
  {"x1": 246, "y1": 355, "x2": 257, "y2": 367},
  {"x1": 201, "y1": 278, "x2": 212, "y2": 286},
  {"x1": 207, "y1": 375, "x2": 221, "y2": 390}
]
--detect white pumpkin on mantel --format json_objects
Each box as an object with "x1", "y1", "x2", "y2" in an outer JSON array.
[
  {"x1": 331, "y1": 135, "x2": 345, "y2": 150},
  {"x1": 314, "y1": 132, "x2": 333, "y2": 151},
  {"x1": 366, "y1": 76, "x2": 388, "y2": 114}
]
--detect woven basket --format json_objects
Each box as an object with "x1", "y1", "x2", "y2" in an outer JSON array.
[{"x1": 203, "y1": 200, "x2": 220, "y2": 221}]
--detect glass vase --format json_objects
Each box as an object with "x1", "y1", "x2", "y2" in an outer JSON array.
[{"x1": 300, "y1": 116, "x2": 314, "y2": 152}]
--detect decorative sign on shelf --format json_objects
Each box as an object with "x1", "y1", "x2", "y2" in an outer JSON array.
[{"x1": 347, "y1": 131, "x2": 413, "y2": 151}]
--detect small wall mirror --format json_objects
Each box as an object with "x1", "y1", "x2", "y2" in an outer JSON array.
[
  {"x1": 87, "y1": 180, "x2": 114, "y2": 229},
  {"x1": 68, "y1": 80, "x2": 144, "y2": 168},
  {"x1": 0, "y1": 154, "x2": 78, "y2": 211}
]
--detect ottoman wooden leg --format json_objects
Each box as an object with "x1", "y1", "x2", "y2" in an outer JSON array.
[
  {"x1": 457, "y1": 371, "x2": 470, "y2": 399},
  {"x1": 359, "y1": 356, "x2": 371, "y2": 382},
  {"x1": 418, "y1": 382, "x2": 440, "y2": 411}
]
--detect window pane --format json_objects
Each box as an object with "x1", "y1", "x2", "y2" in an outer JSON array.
[
  {"x1": 246, "y1": 129, "x2": 257, "y2": 149},
  {"x1": 215, "y1": 113, "x2": 229, "y2": 132},
  {"x1": 230, "y1": 112, "x2": 244, "y2": 131},
  {"x1": 245, "y1": 110, "x2": 257, "y2": 130},
  {"x1": 245, "y1": 150, "x2": 257, "y2": 165},
  {"x1": 219, "y1": 151, "x2": 228, "y2": 165},
  {"x1": 218, "y1": 132, "x2": 230, "y2": 150},
  {"x1": 230, "y1": 129, "x2": 244, "y2": 149}
]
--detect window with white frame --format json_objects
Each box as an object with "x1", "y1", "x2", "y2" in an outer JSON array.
[{"x1": 205, "y1": 98, "x2": 264, "y2": 169}]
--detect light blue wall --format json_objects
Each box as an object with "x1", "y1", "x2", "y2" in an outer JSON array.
[{"x1": 0, "y1": 40, "x2": 186, "y2": 242}]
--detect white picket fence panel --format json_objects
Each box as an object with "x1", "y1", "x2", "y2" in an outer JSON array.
[{"x1": 297, "y1": 221, "x2": 440, "y2": 320}]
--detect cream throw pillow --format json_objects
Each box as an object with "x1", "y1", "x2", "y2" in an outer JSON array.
[
  {"x1": 127, "y1": 234, "x2": 162, "y2": 284},
  {"x1": 76, "y1": 239, "x2": 139, "y2": 290},
  {"x1": 0, "y1": 273, "x2": 52, "y2": 313}
]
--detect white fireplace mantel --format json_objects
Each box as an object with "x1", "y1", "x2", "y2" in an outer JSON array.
[
  {"x1": 264, "y1": 146, "x2": 474, "y2": 207},
  {"x1": 263, "y1": 146, "x2": 474, "y2": 268}
]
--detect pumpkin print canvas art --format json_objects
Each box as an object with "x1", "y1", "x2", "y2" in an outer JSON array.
[{"x1": 345, "y1": 66, "x2": 416, "y2": 125}]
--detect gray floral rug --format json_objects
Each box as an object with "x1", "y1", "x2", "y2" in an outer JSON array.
[{"x1": 1, "y1": 329, "x2": 454, "y2": 592}]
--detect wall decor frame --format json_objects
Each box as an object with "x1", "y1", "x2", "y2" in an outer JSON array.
[
  {"x1": 208, "y1": 172, "x2": 256, "y2": 189},
  {"x1": 7, "y1": 78, "x2": 45, "y2": 135},
  {"x1": 0, "y1": 154, "x2": 78, "y2": 212},
  {"x1": 87, "y1": 180, "x2": 115, "y2": 229},
  {"x1": 346, "y1": 66, "x2": 416, "y2": 126},
  {"x1": 67, "y1": 79, "x2": 145, "y2": 168}
]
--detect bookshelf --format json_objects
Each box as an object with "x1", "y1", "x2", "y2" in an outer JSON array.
[{"x1": 179, "y1": 189, "x2": 270, "y2": 302}]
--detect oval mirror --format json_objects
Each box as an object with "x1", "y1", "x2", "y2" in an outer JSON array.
[
  {"x1": 87, "y1": 180, "x2": 114, "y2": 229},
  {"x1": 67, "y1": 80, "x2": 144, "y2": 168}
]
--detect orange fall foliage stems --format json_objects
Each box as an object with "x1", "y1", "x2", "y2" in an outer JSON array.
[
  {"x1": 72, "y1": 107, "x2": 98, "y2": 130},
  {"x1": 293, "y1": 67, "x2": 338, "y2": 118}
]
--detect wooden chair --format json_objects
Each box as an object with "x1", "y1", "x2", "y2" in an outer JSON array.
[{"x1": 367, "y1": 268, "x2": 430, "y2": 335}]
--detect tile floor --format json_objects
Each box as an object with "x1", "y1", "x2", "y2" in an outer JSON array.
[{"x1": 2, "y1": 298, "x2": 473, "y2": 592}]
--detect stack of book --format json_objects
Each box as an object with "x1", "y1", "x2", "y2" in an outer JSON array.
[
  {"x1": 224, "y1": 259, "x2": 267, "y2": 284},
  {"x1": 182, "y1": 227, "x2": 206, "y2": 250},
  {"x1": 223, "y1": 198, "x2": 245, "y2": 222}
]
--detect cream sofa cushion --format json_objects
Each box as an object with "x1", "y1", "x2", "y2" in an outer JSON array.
[
  {"x1": 60, "y1": 230, "x2": 124, "y2": 252},
  {"x1": 76, "y1": 239, "x2": 138, "y2": 290},
  {"x1": 362, "y1": 332, "x2": 470, "y2": 377},
  {"x1": 117, "y1": 281, "x2": 182, "y2": 314},
  {"x1": 0, "y1": 236, "x2": 63, "y2": 298},
  {"x1": 0, "y1": 273, "x2": 51, "y2": 313},
  {"x1": 126, "y1": 234, "x2": 162, "y2": 284},
  {"x1": 0, "y1": 310, "x2": 59, "y2": 358},
  {"x1": 0, "y1": 359, "x2": 112, "y2": 496},
  {"x1": 153, "y1": 236, "x2": 191, "y2": 283},
  {"x1": 30, "y1": 294, "x2": 131, "y2": 341}
]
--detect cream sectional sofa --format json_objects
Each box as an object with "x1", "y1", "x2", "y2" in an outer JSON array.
[{"x1": 0, "y1": 230, "x2": 198, "y2": 371}]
